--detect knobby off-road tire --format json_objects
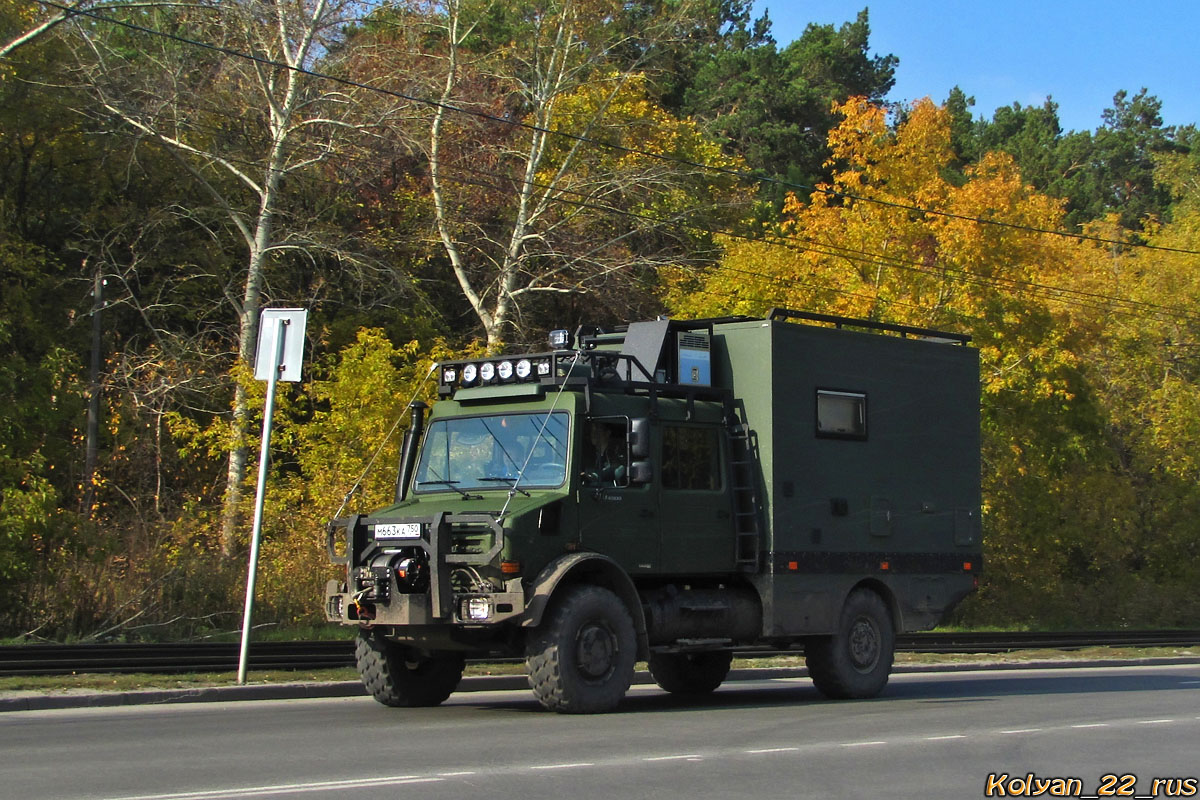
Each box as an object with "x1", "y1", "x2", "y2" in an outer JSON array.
[
  {"x1": 805, "y1": 588, "x2": 895, "y2": 700},
  {"x1": 648, "y1": 651, "x2": 733, "y2": 695},
  {"x1": 355, "y1": 631, "x2": 465, "y2": 707},
  {"x1": 525, "y1": 585, "x2": 637, "y2": 714}
]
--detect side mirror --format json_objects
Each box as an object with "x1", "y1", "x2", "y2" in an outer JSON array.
[
  {"x1": 630, "y1": 417, "x2": 650, "y2": 459},
  {"x1": 629, "y1": 460, "x2": 653, "y2": 485}
]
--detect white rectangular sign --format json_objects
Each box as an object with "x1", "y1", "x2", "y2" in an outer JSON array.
[
  {"x1": 375, "y1": 523, "x2": 422, "y2": 539},
  {"x1": 254, "y1": 308, "x2": 308, "y2": 382}
]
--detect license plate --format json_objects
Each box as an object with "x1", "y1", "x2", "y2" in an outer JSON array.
[{"x1": 374, "y1": 523, "x2": 422, "y2": 539}]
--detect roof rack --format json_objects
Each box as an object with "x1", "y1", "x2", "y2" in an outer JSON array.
[{"x1": 765, "y1": 307, "x2": 971, "y2": 344}]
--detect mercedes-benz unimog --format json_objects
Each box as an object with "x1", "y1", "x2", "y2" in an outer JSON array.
[{"x1": 324, "y1": 309, "x2": 982, "y2": 713}]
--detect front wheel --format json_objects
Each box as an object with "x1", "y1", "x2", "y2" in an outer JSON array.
[
  {"x1": 355, "y1": 631, "x2": 465, "y2": 707},
  {"x1": 525, "y1": 585, "x2": 636, "y2": 714},
  {"x1": 805, "y1": 588, "x2": 895, "y2": 699},
  {"x1": 648, "y1": 651, "x2": 733, "y2": 695}
]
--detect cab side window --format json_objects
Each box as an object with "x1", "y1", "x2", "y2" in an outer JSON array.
[
  {"x1": 582, "y1": 420, "x2": 628, "y2": 487},
  {"x1": 662, "y1": 426, "x2": 720, "y2": 491}
]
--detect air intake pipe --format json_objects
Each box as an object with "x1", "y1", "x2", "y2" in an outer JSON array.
[{"x1": 395, "y1": 401, "x2": 427, "y2": 503}]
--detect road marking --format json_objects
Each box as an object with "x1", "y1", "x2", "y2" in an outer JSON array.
[
  {"x1": 531, "y1": 763, "x2": 595, "y2": 771},
  {"x1": 1071, "y1": 723, "x2": 1108, "y2": 729},
  {"x1": 841, "y1": 741, "x2": 887, "y2": 747},
  {"x1": 746, "y1": 747, "x2": 801, "y2": 754},
  {"x1": 1000, "y1": 728, "x2": 1042, "y2": 734},
  {"x1": 106, "y1": 775, "x2": 444, "y2": 800},
  {"x1": 1138, "y1": 719, "x2": 1174, "y2": 724},
  {"x1": 437, "y1": 771, "x2": 477, "y2": 777},
  {"x1": 643, "y1": 754, "x2": 703, "y2": 762},
  {"x1": 924, "y1": 734, "x2": 966, "y2": 740}
]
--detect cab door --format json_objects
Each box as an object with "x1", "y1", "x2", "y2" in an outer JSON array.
[{"x1": 577, "y1": 417, "x2": 661, "y2": 574}]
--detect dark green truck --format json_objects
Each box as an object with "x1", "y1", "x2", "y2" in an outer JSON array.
[{"x1": 324, "y1": 309, "x2": 982, "y2": 713}]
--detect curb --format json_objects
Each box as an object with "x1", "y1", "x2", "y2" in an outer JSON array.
[{"x1": 3, "y1": 657, "x2": 1198, "y2": 713}]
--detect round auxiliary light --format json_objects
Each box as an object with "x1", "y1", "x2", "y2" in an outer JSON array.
[
  {"x1": 479, "y1": 362, "x2": 496, "y2": 382},
  {"x1": 515, "y1": 359, "x2": 532, "y2": 379},
  {"x1": 497, "y1": 360, "x2": 514, "y2": 380},
  {"x1": 461, "y1": 363, "x2": 478, "y2": 384}
]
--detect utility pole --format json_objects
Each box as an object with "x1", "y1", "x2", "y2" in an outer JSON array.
[{"x1": 82, "y1": 265, "x2": 105, "y2": 517}]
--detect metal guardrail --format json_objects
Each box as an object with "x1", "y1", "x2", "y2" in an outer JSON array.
[{"x1": 2, "y1": 631, "x2": 1198, "y2": 677}]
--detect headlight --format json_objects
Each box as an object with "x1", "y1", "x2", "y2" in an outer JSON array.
[
  {"x1": 465, "y1": 597, "x2": 491, "y2": 621},
  {"x1": 462, "y1": 363, "x2": 478, "y2": 384},
  {"x1": 497, "y1": 360, "x2": 514, "y2": 380},
  {"x1": 516, "y1": 359, "x2": 531, "y2": 379},
  {"x1": 479, "y1": 362, "x2": 496, "y2": 382}
]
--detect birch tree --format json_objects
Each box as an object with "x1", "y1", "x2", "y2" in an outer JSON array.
[
  {"x1": 379, "y1": 0, "x2": 746, "y2": 349},
  {"x1": 62, "y1": 0, "x2": 374, "y2": 554}
]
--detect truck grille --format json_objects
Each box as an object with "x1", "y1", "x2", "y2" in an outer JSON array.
[{"x1": 449, "y1": 524, "x2": 494, "y2": 555}]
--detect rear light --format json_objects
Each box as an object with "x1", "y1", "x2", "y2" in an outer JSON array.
[{"x1": 501, "y1": 560, "x2": 522, "y2": 575}]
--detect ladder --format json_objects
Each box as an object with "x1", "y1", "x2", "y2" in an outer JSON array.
[{"x1": 726, "y1": 420, "x2": 762, "y2": 572}]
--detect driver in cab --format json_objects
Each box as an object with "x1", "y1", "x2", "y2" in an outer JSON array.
[{"x1": 583, "y1": 421, "x2": 626, "y2": 487}]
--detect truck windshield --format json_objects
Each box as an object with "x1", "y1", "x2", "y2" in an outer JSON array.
[{"x1": 414, "y1": 411, "x2": 570, "y2": 493}]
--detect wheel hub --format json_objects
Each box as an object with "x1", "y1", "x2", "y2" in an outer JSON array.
[
  {"x1": 848, "y1": 617, "x2": 880, "y2": 671},
  {"x1": 575, "y1": 621, "x2": 618, "y2": 680}
]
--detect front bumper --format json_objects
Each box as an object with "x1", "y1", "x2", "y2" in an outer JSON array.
[
  {"x1": 324, "y1": 511, "x2": 525, "y2": 627},
  {"x1": 324, "y1": 581, "x2": 526, "y2": 626}
]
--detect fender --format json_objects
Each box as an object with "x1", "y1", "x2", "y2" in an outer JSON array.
[
  {"x1": 847, "y1": 577, "x2": 904, "y2": 632},
  {"x1": 523, "y1": 552, "x2": 650, "y2": 660}
]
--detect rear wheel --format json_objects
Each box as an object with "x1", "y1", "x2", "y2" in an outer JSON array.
[
  {"x1": 355, "y1": 631, "x2": 465, "y2": 707},
  {"x1": 805, "y1": 588, "x2": 894, "y2": 699},
  {"x1": 525, "y1": 585, "x2": 636, "y2": 714},
  {"x1": 648, "y1": 651, "x2": 733, "y2": 695}
]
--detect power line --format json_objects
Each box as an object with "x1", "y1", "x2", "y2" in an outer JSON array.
[
  {"x1": 89, "y1": 96, "x2": 1200, "y2": 327},
  {"x1": 38, "y1": 0, "x2": 1200, "y2": 259}
]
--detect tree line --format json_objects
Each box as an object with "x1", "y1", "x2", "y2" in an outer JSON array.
[{"x1": 1, "y1": 0, "x2": 1197, "y2": 639}]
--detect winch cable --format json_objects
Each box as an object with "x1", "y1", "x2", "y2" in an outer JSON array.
[
  {"x1": 331, "y1": 362, "x2": 438, "y2": 522},
  {"x1": 499, "y1": 351, "x2": 582, "y2": 523}
]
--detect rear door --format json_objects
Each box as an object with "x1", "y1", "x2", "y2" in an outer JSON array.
[{"x1": 657, "y1": 423, "x2": 735, "y2": 574}]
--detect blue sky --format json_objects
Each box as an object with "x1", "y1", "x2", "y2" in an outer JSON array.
[{"x1": 752, "y1": 1, "x2": 1200, "y2": 134}]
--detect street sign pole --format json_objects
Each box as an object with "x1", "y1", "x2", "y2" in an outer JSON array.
[{"x1": 238, "y1": 309, "x2": 307, "y2": 685}]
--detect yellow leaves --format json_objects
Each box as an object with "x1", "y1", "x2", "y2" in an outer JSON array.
[
  {"x1": 538, "y1": 71, "x2": 741, "y2": 193},
  {"x1": 824, "y1": 96, "x2": 889, "y2": 173},
  {"x1": 668, "y1": 94, "x2": 1100, "y2": 410},
  {"x1": 827, "y1": 97, "x2": 953, "y2": 205}
]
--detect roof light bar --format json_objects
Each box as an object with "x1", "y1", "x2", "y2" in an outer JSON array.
[{"x1": 438, "y1": 354, "x2": 556, "y2": 395}]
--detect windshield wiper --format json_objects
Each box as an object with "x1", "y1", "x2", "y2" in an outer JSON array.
[
  {"x1": 477, "y1": 476, "x2": 530, "y2": 496},
  {"x1": 417, "y1": 479, "x2": 482, "y2": 500}
]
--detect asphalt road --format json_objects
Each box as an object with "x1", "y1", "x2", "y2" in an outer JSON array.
[{"x1": 2, "y1": 664, "x2": 1198, "y2": 800}]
